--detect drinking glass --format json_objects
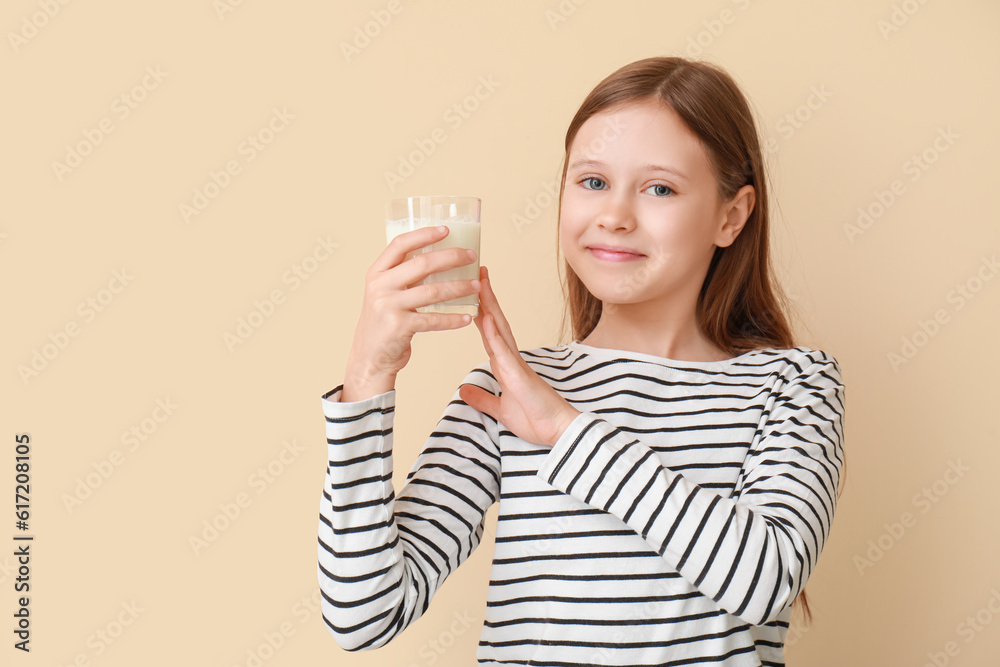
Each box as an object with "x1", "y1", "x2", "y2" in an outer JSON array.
[{"x1": 385, "y1": 195, "x2": 481, "y2": 317}]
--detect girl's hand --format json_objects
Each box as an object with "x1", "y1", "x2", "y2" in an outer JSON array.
[
  {"x1": 342, "y1": 225, "x2": 481, "y2": 402},
  {"x1": 459, "y1": 266, "x2": 581, "y2": 447}
]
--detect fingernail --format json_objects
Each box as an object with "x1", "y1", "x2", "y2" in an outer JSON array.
[
  {"x1": 466, "y1": 249, "x2": 476, "y2": 260},
  {"x1": 471, "y1": 279, "x2": 481, "y2": 289}
]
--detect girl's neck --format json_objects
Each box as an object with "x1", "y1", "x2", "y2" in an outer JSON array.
[{"x1": 581, "y1": 316, "x2": 731, "y2": 363}]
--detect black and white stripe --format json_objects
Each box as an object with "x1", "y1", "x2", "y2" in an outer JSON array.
[{"x1": 318, "y1": 341, "x2": 845, "y2": 665}]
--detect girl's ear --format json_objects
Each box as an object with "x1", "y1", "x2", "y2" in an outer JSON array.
[{"x1": 714, "y1": 184, "x2": 755, "y2": 248}]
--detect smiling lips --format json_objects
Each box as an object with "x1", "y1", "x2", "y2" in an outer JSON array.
[{"x1": 587, "y1": 245, "x2": 645, "y2": 262}]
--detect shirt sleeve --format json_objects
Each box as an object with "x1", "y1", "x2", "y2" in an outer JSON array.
[
  {"x1": 536, "y1": 352, "x2": 846, "y2": 626},
  {"x1": 317, "y1": 368, "x2": 501, "y2": 651}
]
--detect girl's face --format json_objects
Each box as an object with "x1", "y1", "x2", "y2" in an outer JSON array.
[{"x1": 559, "y1": 98, "x2": 751, "y2": 317}]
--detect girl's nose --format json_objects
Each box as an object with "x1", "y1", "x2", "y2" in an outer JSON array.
[{"x1": 595, "y1": 193, "x2": 637, "y2": 232}]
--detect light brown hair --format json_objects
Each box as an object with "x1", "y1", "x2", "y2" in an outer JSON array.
[{"x1": 555, "y1": 56, "x2": 817, "y2": 624}]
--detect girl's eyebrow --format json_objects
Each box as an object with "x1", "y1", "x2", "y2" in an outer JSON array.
[{"x1": 567, "y1": 158, "x2": 688, "y2": 182}]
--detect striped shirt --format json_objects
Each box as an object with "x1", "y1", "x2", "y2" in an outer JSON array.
[{"x1": 318, "y1": 340, "x2": 846, "y2": 666}]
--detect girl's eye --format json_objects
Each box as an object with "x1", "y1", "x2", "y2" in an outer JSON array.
[
  {"x1": 645, "y1": 184, "x2": 674, "y2": 197},
  {"x1": 578, "y1": 178, "x2": 673, "y2": 196}
]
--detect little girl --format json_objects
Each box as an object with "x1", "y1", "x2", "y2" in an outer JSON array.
[{"x1": 318, "y1": 56, "x2": 846, "y2": 666}]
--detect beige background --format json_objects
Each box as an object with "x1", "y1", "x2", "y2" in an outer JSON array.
[{"x1": 3, "y1": 0, "x2": 998, "y2": 665}]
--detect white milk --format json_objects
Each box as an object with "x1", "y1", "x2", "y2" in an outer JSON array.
[{"x1": 385, "y1": 215, "x2": 480, "y2": 316}]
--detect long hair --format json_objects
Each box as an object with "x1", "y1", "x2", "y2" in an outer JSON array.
[{"x1": 555, "y1": 56, "x2": 824, "y2": 625}]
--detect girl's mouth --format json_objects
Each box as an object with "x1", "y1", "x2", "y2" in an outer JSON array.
[{"x1": 588, "y1": 247, "x2": 645, "y2": 262}]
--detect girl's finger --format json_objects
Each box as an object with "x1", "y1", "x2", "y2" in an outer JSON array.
[
  {"x1": 473, "y1": 306, "x2": 497, "y2": 361},
  {"x1": 472, "y1": 269, "x2": 497, "y2": 351},
  {"x1": 486, "y1": 314, "x2": 520, "y2": 377},
  {"x1": 372, "y1": 224, "x2": 447, "y2": 273},
  {"x1": 485, "y1": 313, "x2": 502, "y2": 347},
  {"x1": 483, "y1": 313, "x2": 501, "y2": 356},
  {"x1": 459, "y1": 383, "x2": 500, "y2": 420},
  {"x1": 475, "y1": 321, "x2": 510, "y2": 400},
  {"x1": 481, "y1": 274, "x2": 518, "y2": 352},
  {"x1": 481, "y1": 313, "x2": 497, "y2": 356}
]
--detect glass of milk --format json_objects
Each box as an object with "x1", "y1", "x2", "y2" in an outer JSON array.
[{"x1": 385, "y1": 196, "x2": 481, "y2": 317}]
